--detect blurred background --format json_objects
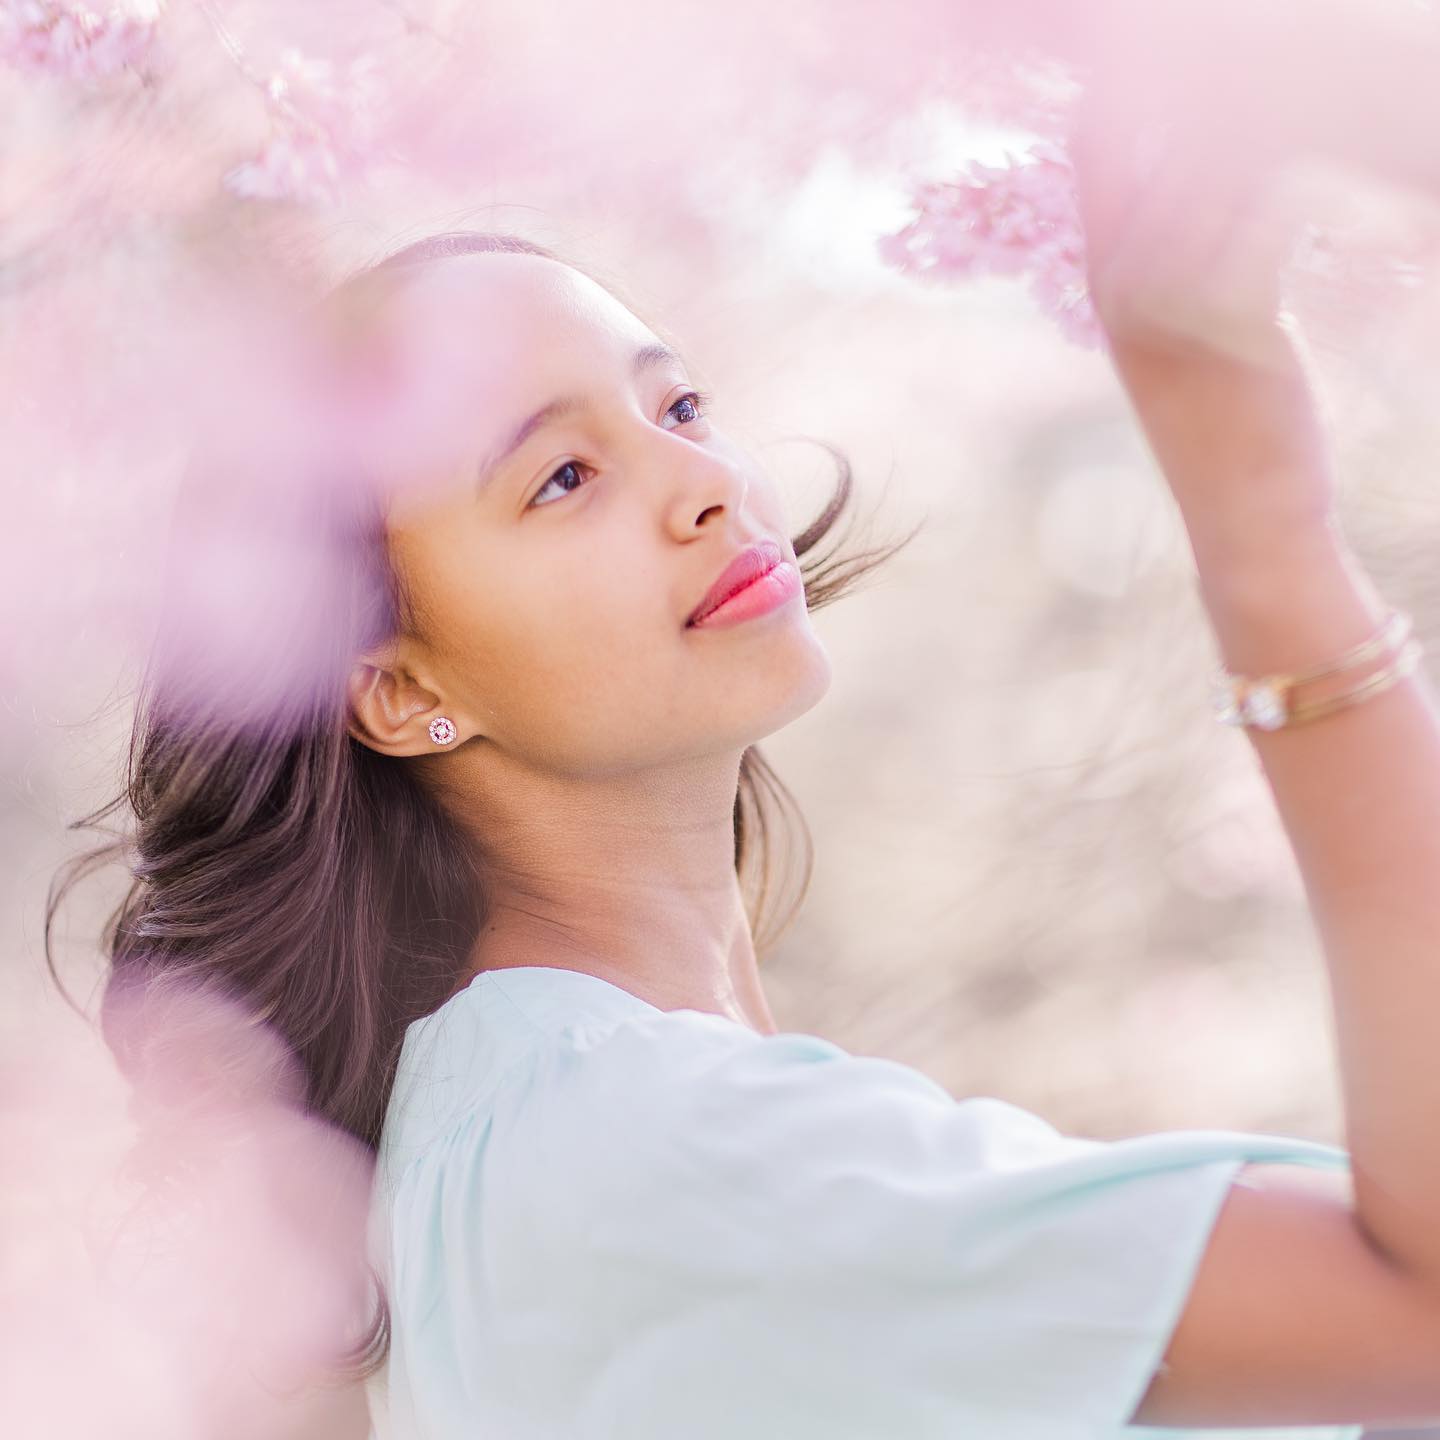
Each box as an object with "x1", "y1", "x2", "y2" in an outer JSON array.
[{"x1": 6, "y1": 1, "x2": 1440, "y2": 1434}]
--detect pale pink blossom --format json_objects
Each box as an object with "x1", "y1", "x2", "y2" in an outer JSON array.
[
  {"x1": 223, "y1": 127, "x2": 344, "y2": 204},
  {"x1": 223, "y1": 46, "x2": 387, "y2": 206},
  {"x1": 0, "y1": 0, "x2": 158, "y2": 80},
  {"x1": 879, "y1": 138, "x2": 1107, "y2": 350}
]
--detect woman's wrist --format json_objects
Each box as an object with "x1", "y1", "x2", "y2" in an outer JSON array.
[
  {"x1": 1189, "y1": 518, "x2": 1392, "y2": 682},
  {"x1": 1111, "y1": 324, "x2": 1343, "y2": 574}
]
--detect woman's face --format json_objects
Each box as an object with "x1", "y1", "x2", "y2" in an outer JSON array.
[{"x1": 366, "y1": 252, "x2": 833, "y2": 778}]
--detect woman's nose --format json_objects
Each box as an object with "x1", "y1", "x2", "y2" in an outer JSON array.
[{"x1": 657, "y1": 434, "x2": 749, "y2": 532}]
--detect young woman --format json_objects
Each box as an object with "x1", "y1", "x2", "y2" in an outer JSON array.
[{"x1": 47, "y1": 209, "x2": 1440, "y2": 1439}]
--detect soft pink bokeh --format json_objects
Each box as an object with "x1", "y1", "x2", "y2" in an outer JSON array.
[{"x1": 0, "y1": 980, "x2": 374, "y2": 1438}]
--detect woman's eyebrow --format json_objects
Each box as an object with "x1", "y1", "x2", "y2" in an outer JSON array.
[{"x1": 474, "y1": 341, "x2": 684, "y2": 494}]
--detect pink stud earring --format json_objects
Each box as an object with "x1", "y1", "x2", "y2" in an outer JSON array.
[{"x1": 428, "y1": 716, "x2": 457, "y2": 746}]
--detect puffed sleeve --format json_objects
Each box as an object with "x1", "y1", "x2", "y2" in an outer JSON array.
[{"x1": 507, "y1": 1011, "x2": 1361, "y2": 1440}]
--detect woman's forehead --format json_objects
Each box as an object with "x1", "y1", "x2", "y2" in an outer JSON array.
[
  {"x1": 393, "y1": 253, "x2": 652, "y2": 364},
  {"x1": 357, "y1": 251, "x2": 669, "y2": 523}
]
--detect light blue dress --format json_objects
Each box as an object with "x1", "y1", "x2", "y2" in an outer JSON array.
[{"x1": 365, "y1": 965, "x2": 1361, "y2": 1440}]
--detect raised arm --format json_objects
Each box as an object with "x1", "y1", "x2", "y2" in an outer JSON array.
[
  {"x1": 1115, "y1": 329, "x2": 1440, "y2": 1431},
  {"x1": 1066, "y1": 56, "x2": 1440, "y2": 1430}
]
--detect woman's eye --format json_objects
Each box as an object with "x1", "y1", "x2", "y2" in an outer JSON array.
[
  {"x1": 525, "y1": 390, "x2": 711, "y2": 510},
  {"x1": 663, "y1": 389, "x2": 711, "y2": 428},
  {"x1": 527, "y1": 460, "x2": 592, "y2": 510}
]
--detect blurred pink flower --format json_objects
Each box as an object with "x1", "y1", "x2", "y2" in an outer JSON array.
[
  {"x1": 879, "y1": 137, "x2": 1107, "y2": 351},
  {"x1": 223, "y1": 46, "x2": 387, "y2": 205},
  {"x1": 0, "y1": 0, "x2": 158, "y2": 80},
  {"x1": 0, "y1": 980, "x2": 374, "y2": 1437},
  {"x1": 224, "y1": 126, "x2": 344, "y2": 204}
]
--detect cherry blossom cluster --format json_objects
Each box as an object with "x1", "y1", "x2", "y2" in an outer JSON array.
[
  {"x1": 222, "y1": 47, "x2": 386, "y2": 206},
  {"x1": 0, "y1": 0, "x2": 158, "y2": 80},
  {"x1": 877, "y1": 121, "x2": 1433, "y2": 352},
  {"x1": 878, "y1": 138, "x2": 1105, "y2": 350},
  {"x1": 0, "y1": 0, "x2": 386, "y2": 206}
]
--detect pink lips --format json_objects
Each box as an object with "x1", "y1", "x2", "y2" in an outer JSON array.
[
  {"x1": 686, "y1": 539, "x2": 804, "y2": 630},
  {"x1": 686, "y1": 539, "x2": 787, "y2": 627}
]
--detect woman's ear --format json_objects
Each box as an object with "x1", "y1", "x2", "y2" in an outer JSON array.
[{"x1": 345, "y1": 651, "x2": 458, "y2": 755}]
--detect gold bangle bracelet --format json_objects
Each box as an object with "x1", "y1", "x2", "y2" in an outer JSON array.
[
  {"x1": 1211, "y1": 609, "x2": 1415, "y2": 730},
  {"x1": 1285, "y1": 638, "x2": 1425, "y2": 726},
  {"x1": 1276, "y1": 607, "x2": 1413, "y2": 685}
]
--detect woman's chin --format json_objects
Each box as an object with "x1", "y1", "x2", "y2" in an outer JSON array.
[{"x1": 755, "y1": 634, "x2": 835, "y2": 734}]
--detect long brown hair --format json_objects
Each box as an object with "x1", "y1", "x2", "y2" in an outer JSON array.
[{"x1": 43, "y1": 230, "x2": 923, "y2": 1379}]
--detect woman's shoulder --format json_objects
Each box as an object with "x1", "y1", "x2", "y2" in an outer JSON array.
[
  {"x1": 386, "y1": 965, "x2": 1355, "y2": 1191},
  {"x1": 376, "y1": 967, "x2": 763, "y2": 1179}
]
